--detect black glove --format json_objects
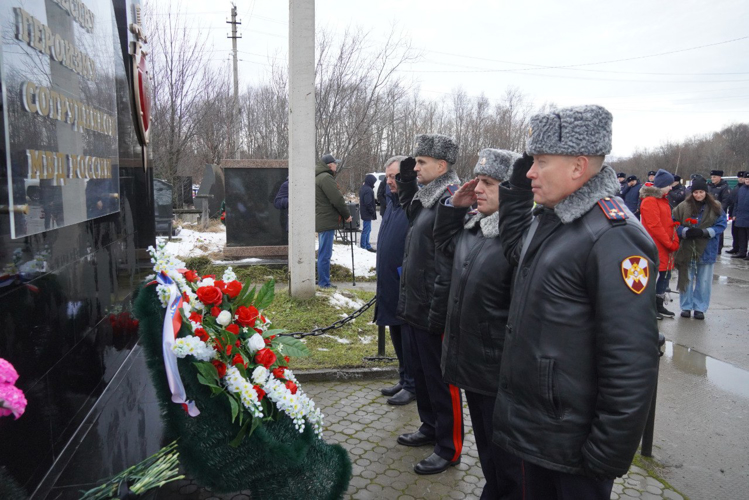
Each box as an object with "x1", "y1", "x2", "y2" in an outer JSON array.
[
  {"x1": 398, "y1": 157, "x2": 417, "y2": 182},
  {"x1": 700, "y1": 228, "x2": 711, "y2": 238},
  {"x1": 685, "y1": 227, "x2": 703, "y2": 239},
  {"x1": 509, "y1": 153, "x2": 534, "y2": 190}
]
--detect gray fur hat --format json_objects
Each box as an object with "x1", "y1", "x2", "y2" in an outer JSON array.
[
  {"x1": 413, "y1": 134, "x2": 459, "y2": 165},
  {"x1": 527, "y1": 105, "x2": 612, "y2": 156},
  {"x1": 473, "y1": 149, "x2": 520, "y2": 181}
]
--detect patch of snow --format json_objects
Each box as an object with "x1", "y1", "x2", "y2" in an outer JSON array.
[
  {"x1": 320, "y1": 334, "x2": 352, "y2": 344},
  {"x1": 317, "y1": 348, "x2": 330, "y2": 352},
  {"x1": 160, "y1": 227, "x2": 226, "y2": 258},
  {"x1": 328, "y1": 292, "x2": 366, "y2": 310},
  {"x1": 358, "y1": 335, "x2": 374, "y2": 344},
  {"x1": 319, "y1": 238, "x2": 377, "y2": 278}
]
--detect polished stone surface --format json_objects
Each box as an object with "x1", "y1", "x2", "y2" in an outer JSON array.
[
  {"x1": 225, "y1": 168, "x2": 288, "y2": 247},
  {"x1": 195, "y1": 165, "x2": 225, "y2": 218}
]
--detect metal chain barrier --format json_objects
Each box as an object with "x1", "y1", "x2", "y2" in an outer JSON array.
[{"x1": 277, "y1": 296, "x2": 377, "y2": 339}]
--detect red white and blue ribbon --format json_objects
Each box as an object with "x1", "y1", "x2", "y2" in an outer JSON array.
[{"x1": 157, "y1": 271, "x2": 200, "y2": 417}]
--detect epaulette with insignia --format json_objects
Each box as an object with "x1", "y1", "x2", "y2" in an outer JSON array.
[
  {"x1": 446, "y1": 184, "x2": 460, "y2": 196},
  {"x1": 597, "y1": 197, "x2": 628, "y2": 225}
]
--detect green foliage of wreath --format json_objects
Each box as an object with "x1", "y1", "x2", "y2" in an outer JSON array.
[{"x1": 134, "y1": 285, "x2": 351, "y2": 498}]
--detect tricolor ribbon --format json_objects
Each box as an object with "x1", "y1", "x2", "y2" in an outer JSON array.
[{"x1": 156, "y1": 271, "x2": 200, "y2": 417}]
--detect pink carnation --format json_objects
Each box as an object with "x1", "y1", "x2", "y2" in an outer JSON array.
[
  {"x1": 0, "y1": 384, "x2": 27, "y2": 419},
  {"x1": 0, "y1": 358, "x2": 19, "y2": 385}
]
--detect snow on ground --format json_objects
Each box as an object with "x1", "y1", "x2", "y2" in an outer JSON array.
[
  {"x1": 320, "y1": 334, "x2": 352, "y2": 344},
  {"x1": 318, "y1": 238, "x2": 377, "y2": 278},
  {"x1": 327, "y1": 291, "x2": 366, "y2": 310},
  {"x1": 160, "y1": 226, "x2": 226, "y2": 258}
]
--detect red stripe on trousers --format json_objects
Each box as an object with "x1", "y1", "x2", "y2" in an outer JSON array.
[{"x1": 449, "y1": 383, "x2": 463, "y2": 461}]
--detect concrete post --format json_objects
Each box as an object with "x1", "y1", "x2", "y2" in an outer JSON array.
[{"x1": 288, "y1": 0, "x2": 316, "y2": 299}]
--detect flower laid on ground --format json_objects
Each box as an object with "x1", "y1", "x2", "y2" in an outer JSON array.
[
  {"x1": 0, "y1": 358, "x2": 26, "y2": 420},
  {"x1": 147, "y1": 242, "x2": 323, "y2": 443}
]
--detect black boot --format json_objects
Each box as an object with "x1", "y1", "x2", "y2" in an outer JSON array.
[{"x1": 657, "y1": 296, "x2": 675, "y2": 318}]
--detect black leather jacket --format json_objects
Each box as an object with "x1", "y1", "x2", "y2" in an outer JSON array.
[
  {"x1": 493, "y1": 168, "x2": 660, "y2": 479},
  {"x1": 434, "y1": 203, "x2": 518, "y2": 396},
  {"x1": 395, "y1": 172, "x2": 458, "y2": 332}
]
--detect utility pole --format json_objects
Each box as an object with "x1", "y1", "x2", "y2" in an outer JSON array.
[
  {"x1": 288, "y1": 0, "x2": 316, "y2": 299},
  {"x1": 227, "y1": 4, "x2": 241, "y2": 159}
]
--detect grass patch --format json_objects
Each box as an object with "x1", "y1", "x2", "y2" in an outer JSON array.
[
  {"x1": 632, "y1": 451, "x2": 689, "y2": 499},
  {"x1": 265, "y1": 288, "x2": 396, "y2": 370},
  {"x1": 184, "y1": 257, "x2": 289, "y2": 284}
]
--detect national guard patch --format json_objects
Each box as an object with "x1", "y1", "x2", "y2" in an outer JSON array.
[{"x1": 622, "y1": 256, "x2": 649, "y2": 294}]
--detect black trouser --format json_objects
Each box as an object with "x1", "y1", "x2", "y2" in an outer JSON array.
[
  {"x1": 718, "y1": 232, "x2": 725, "y2": 253},
  {"x1": 388, "y1": 324, "x2": 415, "y2": 394},
  {"x1": 464, "y1": 391, "x2": 522, "y2": 500},
  {"x1": 522, "y1": 461, "x2": 614, "y2": 500},
  {"x1": 409, "y1": 325, "x2": 464, "y2": 461},
  {"x1": 730, "y1": 220, "x2": 738, "y2": 251},
  {"x1": 735, "y1": 226, "x2": 749, "y2": 256}
]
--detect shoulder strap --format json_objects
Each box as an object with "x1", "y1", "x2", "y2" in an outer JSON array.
[{"x1": 597, "y1": 197, "x2": 628, "y2": 226}]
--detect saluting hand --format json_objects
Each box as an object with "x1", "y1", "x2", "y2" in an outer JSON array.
[{"x1": 451, "y1": 178, "x2": 479, "y2": 208}]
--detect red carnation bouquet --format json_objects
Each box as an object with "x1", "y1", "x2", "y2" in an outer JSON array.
[{"x1": 147, "y1": 243, "x2": 320, "y2": 445}]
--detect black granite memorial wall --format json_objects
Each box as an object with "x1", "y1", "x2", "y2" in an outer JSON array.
[
  {"x1": 0, "y1": 1, "x2": 161, "y2": 498},
  {"x1": 223, "y1": 160, "x2": 288, "y2": 257}
]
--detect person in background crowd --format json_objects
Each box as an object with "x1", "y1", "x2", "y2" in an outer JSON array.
[
  {"x1": 708, "y1": 169, "x2": 731, "y2": 253},
  {"x1": 617, "y1": 172, "x2": 627, "y2": 194},
  {"x1": 640, "y1": 169, "x2": 680, "y2": 319},
  {"x1": 728, "y1": 172, "x2": 749, "y2": 260},
  {"x1": 377, "y1": 175, "x2": 388, "y2": 217},
  {"x1": 359, "y1": 174, "x2": 377, "y2": 252},
  {"x1": 375, "y1": 155, "x2": 417, "y2": 406},
  {"x1": 667, "y1": 175, "x2": 686, "y2": 208},
  {"x1": 494, "y1": 105, "x2": 659, "y2": 500},
  {"x1": 315, "y1": 153, "x2": 352, "y2": 289},
  {"x1": 726, "y1": 171, "x2": 746, "y2": 255},
  {"x1": 647, "y1": 170, "x2": 656, "y2": 183},
  {"x1": 395, "y1": 135, "x2": 463, "y2": 475},
  {"x1": 622, "y1": 175, "x2": 642, "y2": 217},
  {"x1": 434, "y1": 148, "x2": 523, "y2": 500},
  {"x1": 673, "y1": 176, "x2": 728, "y2": 320}
]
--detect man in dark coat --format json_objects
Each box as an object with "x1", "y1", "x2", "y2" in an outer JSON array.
[
  {"x1": 667, "y1": 175, "x2": 686, "y2": 208},
  {"x1": 359, "y1": 174, "x2": 377, "y2": 252},
  {"x1": 622, "y1": 175, "x2": 642, "y2": 217},
  {"x1": 730, "y1": 172, "x2": 749, "y2": 259},
  {"x1": 374, "y1": 155, "x2": 416, "y2": 406},
  {"x1": 315, "y1": 154, "x2": 352, "y2": 289},
  {"x1": 494, "y1": 105, "x2": 660, "y2": 499},
  {"x1": 726, "y1": 171, "x2": 746, "y2": 254},
  {"x1": 647, "y1": 170, "x2": 656, "y2": 183},
  {"x1": 377, "y1": 177, "x2": 388, "y2": 216},
  {"x1": 273, "y1": 177, "x2": 289, "y2": 232},
  {"x1": 617, "y1": 172, "x2": 627, "y2": 195},
  {"x1": 709, "y1": 169, "x2": 731, "y2": 252},
  {"x1": 395, "y1": 134, "x2": 463, "y2": 475},
  {"x1": 434, "y1": 148, "x2": 523, "y2": 500}
]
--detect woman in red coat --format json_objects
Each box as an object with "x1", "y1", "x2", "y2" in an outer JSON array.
[{"x1": 639, "y1": 169, "x2": 680, "y2": 319}]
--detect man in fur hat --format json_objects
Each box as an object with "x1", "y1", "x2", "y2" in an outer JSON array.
[
  {"x1": 708, "y1": 169, "x2": 731, "y2": 253},
  {"x1": 394, "y1": 134, "x2": 463, "y2": 475},
  {"x1": 434, "y1": 148, "x2": 523, "y2": 499},
  {"x1": 493, "y1": 105, "x2": 660, "y2": 499}
]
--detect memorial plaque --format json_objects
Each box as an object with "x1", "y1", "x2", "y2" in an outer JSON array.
[
  {"x1": 153, "y1": 178, "x2": 173, "y2": 235},
  {"x1": 223, "y1": 159, "x2": 288, "y2": 255},
  {"x1": 195, "y1": 164, "x2": 225, "y2": 217},
  {"x1": 1, "y1": 0, "x2": 120, "y2": 238}
]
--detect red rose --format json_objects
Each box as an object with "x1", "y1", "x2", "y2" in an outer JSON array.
[
  {"x1": 213, "y1": 339, "x2": 223, "y2": 352},
  {"x1": 189, "y1": 312, "x2": 203, "y2": 324},
  {"x1": 214, "y1": 280, "x2": 226, "y2": 292},
  {"x1": 226, "y1": 344, "x2": 232, "y2": 355},
  {"x1": 197, "y1": 286, "x2": 223, "y2": 306},
  {"x1": 254, "y1": 348, "x2": 277, "y2": 368},
  {"x1": 260, "y1": 315, "x2": 266, "y2": 323},
  {"x1": 285, "y1": 381, "x2": 298, "y2": 395},
  {"x1": 224, "y1": 280, "x2": 242, "y2": 299},
  {"x1": 232, "y1": 353, "x2": 246, "y2": 367},
  {"x1": 284, "y1": 356, "x2": 290, "y2": 363},
  {"x1": 272, "y1": 367, "x2": 286, "y2": 379},
  {"x1": 255, "y1": 328, "x2": 264, "y2": 334},
  {"x1": 264, "y1": 338, "x2": 272, "y2": 345},
  {"x1": 226, "y1": 324, "x2": 239, "y2": 335},
  {"x1": 235, "y1": 339, "x2": 241, "y2": 347},
  {"x1": 183, "y1": 270, "x2": 198, "y2": 282},
  {"x1": 195, "y1": 328, "x2": 209, "y2": 342},
  {"x1": 253, "y1": 385, "x2": 266, "y2": 401},
  {"x1": 182, "y1": 292, "x2": 190, "y2": 302},
  {"x1": 202, "y1": 274, "x2": 216, "y2": 280},
  {"x1": 211, "y1": 306, "x2": 221, "y2": 317},
  {"x1": 235, "y1": 305, "x2": 259, "y2": 327},
  {"x1": 211, "y1": 359, "x2": 227, "y2": 378}
]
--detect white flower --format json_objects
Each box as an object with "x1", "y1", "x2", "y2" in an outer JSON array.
[
  {"x1": 182, "y1": 302, "x2": 192, "y2": 314},
  {"x1": 173, "y1": 336, "x2": 216, "y2": 362},
  {"x1": 198, "y1": 277, "x2": 215, "y2": 288},
  {"x1": 216, "y1": 310, "x2": 232, "y2": 326},
  {"x1": 222, "y1": 267, "x2": 237, "y2": 282},
  {"x1": 251, "y1": 366, "x2": 268, "y2": 385},
  {"x1": 246, "y1": 333, "x2": 265, "y2": 353}
]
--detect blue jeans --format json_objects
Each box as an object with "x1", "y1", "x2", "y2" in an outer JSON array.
[
  {"x1": 361, "y1": 220, "x2": 372, "y2": 249},
  {"x1": 317, "y1": 230, "x2": 334, "y2": 287},
  {"x1": 679, "y1": 261, "x2": 714, "y2": 313},
  {"x1": 656, "y1": 270, "x2": 671, "y2": 296}
]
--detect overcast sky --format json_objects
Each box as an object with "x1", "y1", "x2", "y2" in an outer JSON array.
[{"x1": 169, "y1": 0, "x2": 748, "y2": 157}]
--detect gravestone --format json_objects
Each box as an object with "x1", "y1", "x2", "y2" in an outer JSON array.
[
  {"x1": 194, "y1": 164, "x2": 225, "y2": 218},
  {"x1": 223, "y1": 159, "x2": 288, "y2": 258},
  {"x1": 153, "y1": 179, "x2": 173, "y2": 236},
  {"x1": 175, "y1": 176, "x2": 193, "y2": 207}
]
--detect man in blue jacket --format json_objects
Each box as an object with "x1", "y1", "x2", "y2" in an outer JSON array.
[
  {"x1": 359, "y1": 174, "x2": 377, "y2": 252},
  {"x1": 731, "y1": 172, "x2": 749, "y2": 259},
  {"x1": 622, "y1": 175, "x2": 642, "y2": 217},
  {"x1": 375, "y1": 156, "x2": 416, "y2": 406}
]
